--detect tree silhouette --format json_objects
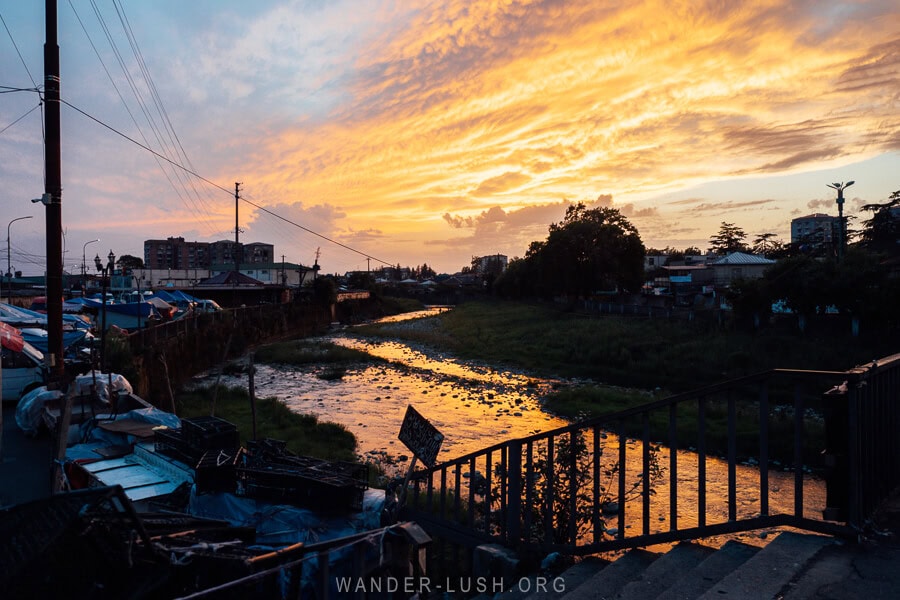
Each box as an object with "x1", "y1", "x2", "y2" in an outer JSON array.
[{"x1": 708, "y1": 222, "x2": 749, "y2": 254}]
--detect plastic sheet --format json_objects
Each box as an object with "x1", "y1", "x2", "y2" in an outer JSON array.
[{"x1": 188, "y1": 486, "x2": 385, "y2": 546}]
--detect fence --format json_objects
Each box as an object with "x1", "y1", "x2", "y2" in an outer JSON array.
[
  {"x1": 402, "y1": 353, "x2": 900, "y2": 555},
  {"x1": 123, "y1": 301, "x2": 332, "y2": 404}
]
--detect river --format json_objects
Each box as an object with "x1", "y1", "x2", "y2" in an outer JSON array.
[{"x1": 199, "y1": 307, "x2": 825, "y2": 545}]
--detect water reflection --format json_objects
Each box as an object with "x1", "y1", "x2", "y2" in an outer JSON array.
[
  {"x1": 227, "y1": 336, "x2": 570, "y2": 462},
  {"x1": 200, "y1": 308, "x2": 825, "y2": 546}
]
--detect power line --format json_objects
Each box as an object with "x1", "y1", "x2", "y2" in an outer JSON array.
[
  {"x1": 75, "y1": 0, "x2": 221, "y2": 237},
  {"x1": 0, "y1": 103, "x2": 40, "y2": 136},
  {"x1": 0, "y1": 9, "x2": 38, "y2": 88},
  {"x1": 59, "y1": 99, "x2": 394, "y2": 267}
]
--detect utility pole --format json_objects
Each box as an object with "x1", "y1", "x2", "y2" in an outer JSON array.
[
  {"x1": 234, "y1": 182, "x2": 241, "y2": 274},
  {"x1": 45, "y1": 0, "x2": 64, "y2": 383},
  {"x1": 313, "y1": 248, "x2": 320, "y2": 281}
]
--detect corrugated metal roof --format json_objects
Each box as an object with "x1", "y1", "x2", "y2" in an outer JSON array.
[{"x1": 711, "y1": 252, "x2": 776, "y2": 265}]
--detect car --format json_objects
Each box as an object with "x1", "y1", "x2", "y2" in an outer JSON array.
[
  {"x1": 195, "y1": 299, "x2": 223, "y2": 313},
  {"x1": 2, "y1": 340, "x2": 47, "y2": 402}
]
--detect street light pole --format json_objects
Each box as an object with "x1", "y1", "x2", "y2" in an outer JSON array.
[
  {"x1": 94, "y1": 250, "x2": 116, "y2": 379},
  {"x1": 826, "y1": 181, "x2": 855, "y2": 262},
  {"x1": 82, "y1": 238, "x2": 99, "y2": 296},
  {"x1": 6, "y1": 215, "x2": 34, "y2": 304}
]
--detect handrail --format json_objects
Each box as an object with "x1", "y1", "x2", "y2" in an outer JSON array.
[{"x1": 402, "y1": 354, "x2": 900, "y2": 556}]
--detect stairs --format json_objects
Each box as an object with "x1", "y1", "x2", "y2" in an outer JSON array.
[{"x1": 476, "y1": 531, "x2": 835, "y2": 600}]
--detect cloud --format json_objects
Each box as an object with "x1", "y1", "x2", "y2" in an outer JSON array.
[
  {"x1": 807, "y1": 198, "x2": 833, "y2": 210},
  {"x1": 686, "y1": 199, "x2": 777, "y2": 213},
  {"x1": 473, "y1": 172, "x2": 532, "y2": 196}
]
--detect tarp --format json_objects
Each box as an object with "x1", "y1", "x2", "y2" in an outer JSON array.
[
  {"x1": 20, "y1": 327, "x2": 89, "y2": 353},
  {"x1": 188, "y1": 488, "x2": 385, "y2": 546},
  {"x1": 1, "y1": 302, "x2": 92, "y2": 330},
  {"x1": 0, "y1": 321, "x2": 24, "y2": 352}
]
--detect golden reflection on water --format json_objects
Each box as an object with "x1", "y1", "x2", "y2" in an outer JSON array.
[{"x1": 207, "y1": 309, "x2": 825, "y2": 548}]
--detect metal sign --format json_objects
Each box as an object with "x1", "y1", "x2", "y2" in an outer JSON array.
[{"x1": 398, "y1": 405, "x2": 444, "y2": 468}]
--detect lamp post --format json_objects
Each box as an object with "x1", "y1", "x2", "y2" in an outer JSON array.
[
  {"x1": 6, "y1": 215, "x2": 33, "y2": 303},
  {"x1": 82, "y1": 238, "x2": 99, "y2": 297},
  {"x1": 826, "y1": 181, "x2": 854, "y2": 262},
  {"x1": 94, "y1": 250, "x2": 116, "y2": 378}
]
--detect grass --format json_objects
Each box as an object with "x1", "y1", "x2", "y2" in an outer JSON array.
[
  {"x1": 359, "y1": 300, "x2": 890, "y2": 393},
  {"x1": 175, "y1": 384, "x2": 358, "y2": 462},
  {"x1": 254, "y1": 339, "x2": 382, "y2": 367},
  {"x1": 355, "y1": 299, "x2": 882, "y2": 465}
]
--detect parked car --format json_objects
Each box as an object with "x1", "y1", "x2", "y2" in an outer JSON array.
[
  {"x1": 195, "y1": 299, "x2": 223, "y2": 313},
  {"x1": 2, "y1": 340, "x2": 47, "y2": 402}
]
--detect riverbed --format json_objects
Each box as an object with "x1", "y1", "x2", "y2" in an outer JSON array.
[{"x1": 198, "y1": 308, "x2": 827, "y2": 542}]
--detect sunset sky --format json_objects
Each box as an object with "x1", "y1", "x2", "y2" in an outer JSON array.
[{"x1": 1, "y1": 0, "x2": 898, "y2": 277}]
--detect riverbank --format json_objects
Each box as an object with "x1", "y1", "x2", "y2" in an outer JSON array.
[{"x1": 357, "y1": 299, "x2": 892, "y2": 393}]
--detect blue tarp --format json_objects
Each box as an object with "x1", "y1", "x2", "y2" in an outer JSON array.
[
  {"x1": 0, "y1": 302, "x2": 91, "y2": 330},
  {"x1": 189, "y1": 488, "x2": 386, "y2": 546},
  {"x1": 20, "y1": 327, "x2": 89, "y2": 353},
  {"x1": 151, "y1": 290, "x2": 199, "y2": 304}
]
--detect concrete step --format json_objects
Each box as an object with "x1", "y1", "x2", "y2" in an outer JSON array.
[
  {"x1": 779, "y1": 542, "x2": 855, "y2": 599},
  {"x1": 471, "y1": 557, "x2": 609, "y2": 600},
  {"x1": 696, "y1": 532, "x2": 834, "y2": 600},
  {"x1": 561, "y1": 549, "x2": 658, "y2": 600},
  {"x1": 655, "y1": 540, "x2": 759, "y2": 600},
  {"x1": 614, "y1": 542, "x2": 715, "y2": 600}
]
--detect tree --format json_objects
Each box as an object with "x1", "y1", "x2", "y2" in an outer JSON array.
[
  {"x1": 516, "y1": 202, "x2": 645, "y2": 298},
  {"x1": 117, "y1": 254, "x2": 144, "y2": 273},
  {"x1": 418, "y1": 263, "x2": 436, "y2": 279},
  {"x1": 751, "y1": 233, "x2": 785, "y2": 257},
  {"x1": 708, "y1": 222, "x2": 749, "y2": 255},
  {"x1": 857, "y1": 190, "x2": 900, "y2": 256}
]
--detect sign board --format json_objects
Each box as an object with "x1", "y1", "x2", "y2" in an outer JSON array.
[{"x1": 398, "y1": 405, "x2": 444, "y2": 468}]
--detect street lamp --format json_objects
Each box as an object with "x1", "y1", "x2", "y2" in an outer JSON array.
[
  {"x1": 826, "y1": 181, "x2": 855, "y2": 261},
  {"x1": 82, "y1": 238, "x2": 99, "y2": 297},
  {"x1": 6, "y1": 215, "x2": 34, "y2": 303},
  {"x1": 94, "y1": 250, "x2": 116, "y2": 379}
]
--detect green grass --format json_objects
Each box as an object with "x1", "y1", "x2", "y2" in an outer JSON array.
[
  {"x1": 254, "y1": 339, "x2": 382, "y2": 367},
  {"x1": 358, "y1": 300, "x2": 890, "y2": 393},
  {"x1": 176, "y1": 384, "x2": 357, "y2": 462},
  {"x1": 544, "y1": 383, "x2": 824, "y2": 465}
]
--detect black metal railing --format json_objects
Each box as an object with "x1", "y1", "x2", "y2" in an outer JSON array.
[{"x1": 403, "y1": 353, "x2": 900, "y2": 555}]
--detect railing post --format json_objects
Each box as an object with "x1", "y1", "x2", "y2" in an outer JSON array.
[
  {"x1": 507, "y1": 441, "x2": 522, "y2": 546},
  {"x1": 822, "y1": 383, "x2": 850, "y2": 522}
]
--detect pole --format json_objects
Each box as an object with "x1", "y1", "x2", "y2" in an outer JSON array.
[
  {"x1": 82, "y1": 239, "x2": 98, "y2": 297},
  {"x1": 234, "y1": 182, "x2": 241, "y2": 274},
  {"x1": 837, "y1": 193, "x2": 844, "y2": 262},
  {"x1": 47, "y1": 0, "x2": 68, "y2": 493},
  {"x1": 44, "y1": 0, "x2": 64, "y2": 383},
  {"x1": 6, "y1": 216, "x2": 33, "y2": 304},
  {"x1": 249, "y1": 353, "x2": 257, "y2": 440}
]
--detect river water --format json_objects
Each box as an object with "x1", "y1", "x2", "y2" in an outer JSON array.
[{"x1": 200, "y1": 308, "x2": 825, "y2": 545}]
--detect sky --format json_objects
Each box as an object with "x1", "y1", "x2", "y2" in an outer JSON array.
[{"x1": 1, "y1": 0, "x2": 898, "y2": 277}]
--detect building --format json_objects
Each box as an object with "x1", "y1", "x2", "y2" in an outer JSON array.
[
  {"x1": 144, "y1": 237, "x2": 211, "y2": 270},
  {"x1": 210, "y1": 262, "x2": 313, "y2": 287},
  {"x1": 709, "y1": 252, "x2": 775, "y2": 286},
  {"x1": 145, "y1": 238, "x2": 278, "y2": 271},
  {"x1": 791, "y1": 213, "x2": 838, "y2": 248},
  {"x1": 473, "y1": 254, "x2": 508, "y2": 275},
  {"x1": 209, "y1": 240, "x2": 242, "y2": 266},
  {"x1": 243, "y1": 242, "x2": 275, "y2": 264}
]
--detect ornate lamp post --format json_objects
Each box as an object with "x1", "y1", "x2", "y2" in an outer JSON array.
[
  {"x1": 94, "y1": 250, "x2": 116, "y2": 375},
  {"x1": 826, "y1": 181, "x2": 854, "y2": 262},
  {"x1": 6, "y1": 215, "x2": 33, "y2": 303}
]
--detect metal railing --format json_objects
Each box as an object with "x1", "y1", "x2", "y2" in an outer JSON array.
[
  {"x1": 402, "y1": 353, "x2": 900, "y2": 555},
  {"x1": 175, "y1": 522, "x2": 431, "y2": 599}
]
